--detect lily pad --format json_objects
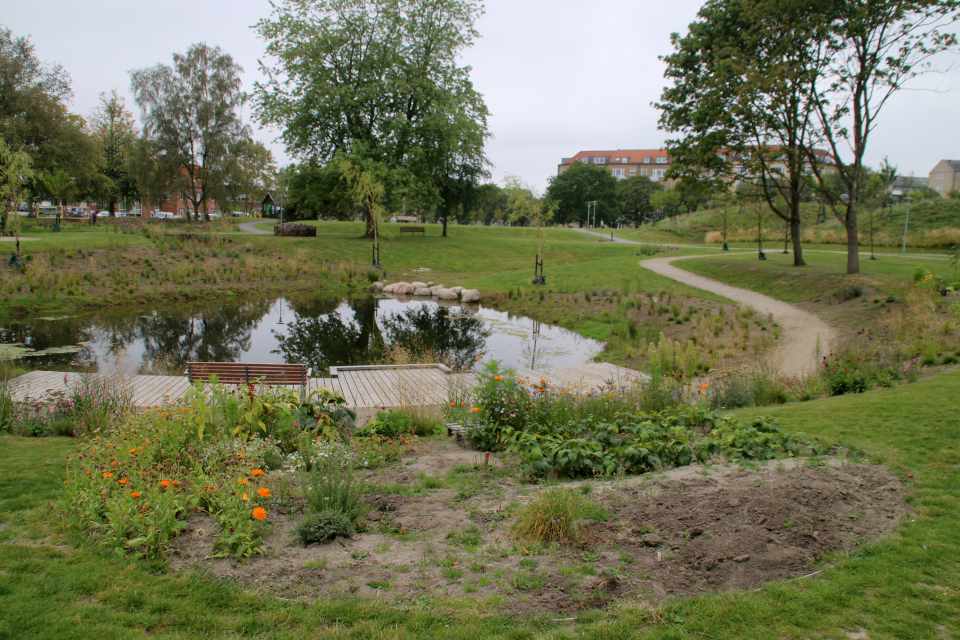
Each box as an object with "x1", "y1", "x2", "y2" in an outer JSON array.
[{"x1": 0, "y1": 343, "x2": 34, "y2": 360}]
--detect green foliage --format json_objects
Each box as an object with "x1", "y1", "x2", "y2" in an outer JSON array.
[
  {"x1": 356, "y1": 409, "x2": 414, "y2": 439},
  {"x1": 296, "y1": 510, "x2": 356, "y2": 545},
  {"x1": 545, "y1": 161, "x2": 620, "y2": 226},
  {"x1": 301, "y1": 443, "x2": 366, "y2": 523}
]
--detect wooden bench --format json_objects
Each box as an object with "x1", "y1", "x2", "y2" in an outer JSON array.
[
  {"x1": 399, "y1": 226, "x2": 425, "y2": 236},
  {"x1": 186, "y1": 362, "x2": 312, "y2": 399}
]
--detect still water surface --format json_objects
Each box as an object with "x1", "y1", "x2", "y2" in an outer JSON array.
[{"x1": 0, "y1": 295, "x2": 603, "y2": 375}]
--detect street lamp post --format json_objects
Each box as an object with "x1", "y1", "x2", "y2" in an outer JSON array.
[{"x1": 901, "y1": 196, "x2": 913, "y2": 254}]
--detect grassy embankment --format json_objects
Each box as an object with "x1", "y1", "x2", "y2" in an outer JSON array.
[
  {"x1": 607, "y1": 197, "x2": 960, "y2": 252},
  {"x1": 0, "y1": 364, "x2": 958, "y2": 639}
]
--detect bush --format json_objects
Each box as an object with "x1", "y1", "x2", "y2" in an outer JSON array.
[
  {"x1": 707, "y1": 374, "x2": 755, "y2": 409},
  {"x1": 297, "y1": 510, "x2": 356, "y2": 545}
]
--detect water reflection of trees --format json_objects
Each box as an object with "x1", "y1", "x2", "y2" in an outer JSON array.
[
  {"x1": 274, "y1": 298, "x2": 385, "y2": 375},
  {"x1": 381, "y1": 305, "x2": 489, "y2": 371},
  {"x1": 136, "y1": 299, "x2": 273, "y2": 373}
]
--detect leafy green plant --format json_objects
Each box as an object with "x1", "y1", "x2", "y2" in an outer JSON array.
[
  {"x1": 297, "y1": 510, "x2": 356, "y2": 545},
  {"x1": 301, "y1": 445, "x2": 366, "y2": 523},
  {"x1": 356, "y1": 409, "x2": 414, "y2": 439}
]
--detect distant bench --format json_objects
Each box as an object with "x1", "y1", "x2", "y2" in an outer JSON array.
[
  {"x1": 399, "y1": 226, "x2": 425, "y2": 236},
  {"x1": 186, "y1": 362, "x2": 312, "y2": 399}
]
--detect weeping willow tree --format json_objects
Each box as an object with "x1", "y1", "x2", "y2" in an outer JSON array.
[
  {"x1": 0, "y1": 139, "x2": 34, "y2": 260},
  {"x1": 335, "y1": 153, "x2": 388, "y2": 269},
  {"x1": 503, "y1": 174, "x2": 555, "y2": 285}
]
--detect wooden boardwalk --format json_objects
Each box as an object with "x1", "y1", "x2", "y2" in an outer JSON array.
[{"x1": 8, "y1": 363, "x2": 644, "y2": 411}]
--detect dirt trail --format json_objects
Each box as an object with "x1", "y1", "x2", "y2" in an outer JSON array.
[{"x1": 641, "y1": 255, "x2": 836, "y2": 377}]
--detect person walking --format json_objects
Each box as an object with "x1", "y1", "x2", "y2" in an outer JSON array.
[{"x1": 91, "y1": 210, "x2": 98, "y2": 226}]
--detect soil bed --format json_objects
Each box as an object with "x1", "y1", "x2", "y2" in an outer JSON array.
[{"x1": 167, "y1": 438, "x2": 905, "y2": 616}]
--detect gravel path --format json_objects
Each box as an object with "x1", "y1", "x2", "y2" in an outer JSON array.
[
  {"x1": 642, "y1": 255, "x2": 836, "y2": 377},
  {"x1": 237, "y1": 221, "x2": 272, "y2": 235},
  {"x1": 569, "y1": 229, "x2": 835, "y2": 376}
]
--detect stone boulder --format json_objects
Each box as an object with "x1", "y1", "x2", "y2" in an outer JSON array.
[
  {"x1": 411, "y1": 281, "x2": 428, "y2": 289},
  {"x1": 449, "y1": 286, "x2": 465, "y2": 294},
  {"x1": 428, "y1": 285, "x2": 447, "y2": 296},
  {"x1": 392, "y1": 282, "x2": 415, "y2": 294},
  {"x1": 382, "y1": 283, "x2": 397, "y2": 293},
  {"x1": 413, "y1": 287, "x2": 432, "y2": 296},
  {"x1": 460, "y1": 289, "x2": 480, "y2": 303},
  {"x1": 433, "y1": 287, "x2": 459, "y2": 300},
  {"x1": 370, "y1": 281, "x2": 385, "y2": 292}
]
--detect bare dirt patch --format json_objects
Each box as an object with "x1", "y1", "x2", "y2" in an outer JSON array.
[{"x1": 167, "y1": 439, "x2": 905, "y2": 615}]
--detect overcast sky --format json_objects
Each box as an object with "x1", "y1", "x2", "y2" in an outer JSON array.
[{"x1": 5, "y1": 0, "x2": 960, "y2": 192}]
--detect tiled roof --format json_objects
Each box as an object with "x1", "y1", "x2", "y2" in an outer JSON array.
[{"x1": 562, "y1": 149, "x2": 669, "y2": 165}]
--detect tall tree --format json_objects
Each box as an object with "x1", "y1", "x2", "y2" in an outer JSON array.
[
  {"x1": 253, "y1": 0, "x2": 491, "y2": 237},
  {"x1": 89, "y1": 90, "x2": 139, "y2": 216},
  {"x1": 222, "y1": 137, "x2": 276, "y2": 215},
  {"x1": 657, "y1": 0, "x2": 828, "y2": 267},
  {"x1": 544, "y1": 161, "x2": 619, "y2": 227},
  {"x1": 503, "y1": 175, "x2": 554, "y2": 284},
  {"x1": 131, "y1": 43, "x2": 246, "y2": 222},
  {"x1": 0, "y1": 26, "x2": 95, "y2": 210},
  {"x1": 616, "y1": 174, "x2": 663, "y2": 227},
  {"x1": 0, "y1": 138, "x2": 33, "y2": 245},
  {"x1": 806, "y1": 0, "x2": 958, "y2": 274}
]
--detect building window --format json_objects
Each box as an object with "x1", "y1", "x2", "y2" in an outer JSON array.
[
  {"x1": 644, "y1": 157, "x2": 651, "y2": 163},
  {"x1": 656, "y1": 157, "x2": 668, "y2": 164},
  {"x1": 612, "y1": 169, "x2": 624, "y2": 178},
  {"x1": 179, "y1": 208, "x2": 184, "y2": 215},
  {"x1": 629, "y1": 167, "x2": 636, "y2": 173},
  {"x1": 581, "y1": 157, "x2": 590, "y2": 163},
  {"x1": 653, "y1": 169, "x2": 665, "y2": 178},
  {"x1": 640, "y1": 169, "x2": 648, "y2": 176},
  {"x1": 594, "y1": 157, "x2": 605, "y2": 164},
  {"x1": 621, "y1": 157, "x2": 629, "y2": 163}
]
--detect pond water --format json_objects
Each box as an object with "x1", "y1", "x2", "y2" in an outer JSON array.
[{"x1": 0, "y1": 295, "x2": 603, "y2": 376}]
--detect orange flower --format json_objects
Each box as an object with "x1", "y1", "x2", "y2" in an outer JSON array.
[
  {"x1": 494, "y1": 376, "x2": 501, "y2": 381},
  {"x1": 119, "y1": 478, "x2": 128, "y2": 485},
  {"x1": 180, "y1": 408, "x2": 187, "y2": 413},
  {"x1": 257, "y1": 487, "x2": 271, "y2": 498},
  {"x1": 102, "y1": 472, "x2": 114, "y2": 478},
  {"x1": 251, "y1": 470, "x2": 264, "y2": 476},
  {"x1": 238, "y1": 477, "x2": 248, "y2": 485},
  {"x1": 450, "y1": 402, "x2": 456, "y2": 407},
  {"x1": 130, "y1": 492, "x2": 141, "y2": 498},
  {"x1": 252, "y1": 507, "x2": 267, "y2": 521},
  {"x1": 701, "y1": 383, "x2": 708, "y2": 388},
  {"x1": 471, "y1": 407, "x2": 480, "y2": 413},
  {"x1": 242, "y1": 493, "x2": 249, "y2": 501},
  {"x1": 700, "y1": 390, "x2": 706, "y2": 395},
  {"x1": 237, "y1": 452, "x2": 244, "y2": 458},
  {"x1": 160, "y1": 480, "x2": 172, "y2": 487},
  {"x1": 129, "y1": 448, "x2": 138, "y2": 454},
  {"x1": 477, "y1": 355, "x2": 482, "y2": 360}
]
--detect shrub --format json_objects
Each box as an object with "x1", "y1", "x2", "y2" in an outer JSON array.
[
  {"x1": 273, "y1": 223, "x2": 317, "y2": 237},
  {"x1": 707, "y1": 374, "x2": 755, "y2": 409},
  {"x1": 297, "y1": 510, "x2": 356, "y2": 545}
]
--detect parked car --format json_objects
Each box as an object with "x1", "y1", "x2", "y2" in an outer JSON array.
[{"x1": 153, "y1": 211, "x2": 176, "y2": 219}]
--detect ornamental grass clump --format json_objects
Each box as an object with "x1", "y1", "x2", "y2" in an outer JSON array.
[
  {"x1": 301, "y1": 442, "x2": 366, "y2": 526},
  {"x1": 512, "y1": 488, "x2": 602, "y2": 544}
]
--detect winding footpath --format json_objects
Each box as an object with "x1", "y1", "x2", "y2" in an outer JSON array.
[
  {"x1": 572, "y1": 228, "x2": 836, "y2": 377},
  {"x1": 641, "y1": 255, "x2": 836, "y2": 378}
]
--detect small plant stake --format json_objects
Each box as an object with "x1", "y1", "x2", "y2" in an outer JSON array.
[{"x1": 483, "y1": 451, "x2": 490, "y2": 471}]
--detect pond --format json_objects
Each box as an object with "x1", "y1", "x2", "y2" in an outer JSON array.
[{"x1": 0, "y1": 294, "x2": 603, "y2": 376}]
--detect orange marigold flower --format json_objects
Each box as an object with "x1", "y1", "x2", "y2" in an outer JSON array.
[
  {"x1": 701, "y1": 383, "x2": 708, "y2": 388},
  {"x1": 180, "y1": 408, "x2": 187, "y2": 413},
  {"x1": 494, "y1": 376, "x2": 501, "y2": 381},
  {"x1": 257, "y1": 487, "x2": 271, "y2": 498},
  {"x1": 700, "y1": 390, "x2": 706, "y2": 395},
  {"x1": 131, "y1": 492, "x2": 141, "y2": 498},
  {"x1": 251, "y1": 469, "x2": 264, "y2": 476},
  {"x1": 238, "y1": 477, "x2": 248, "y2": 485},
  {"x1": 237, "y1": 452, "x2": 244, "y2": 458},
  {"x1": 160, "y1": 480, "x2": 173, "y2": 487},
  {"x1": 471, "y1": 407, "x2": 480, "y2": 413},
  {"x1": 450, "y1": 402, "x2": 456, "y2": 407},
  {"x1": 252, "y1": 507, "x2": 267, "y2": 521},
  {"x1": 102, "y1": 472, "x2": 114, "y2": 478},
  {"x1": 129, "y1": 447, "x2": 138, "y2": 454},
  {"x1": 119, "y1": 478, "x2": 128, "y2": 485},
  {"x1": 242, "y1": 493, "x2": 249, "y2": 501}
]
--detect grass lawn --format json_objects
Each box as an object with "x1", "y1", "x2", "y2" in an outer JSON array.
[
  {"x1": 674, "y1": 250, "x2": 958, "y2": 303},
  {"x1": 1, "y1": 365, "x2": 958, "y2": 639}
]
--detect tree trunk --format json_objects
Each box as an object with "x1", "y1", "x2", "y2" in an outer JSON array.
[
  {"x1": 363, "y1": 210, "x2": 375, "y2": 238},
  {"x1": 442, "y1": 215, "x2": 448, "y2": 237},
  {"x1": 790, "y1": 217, "x2": 805, "y2": 266},
  {"x1": 845, "y1": 217, "x2": 860, "y2": 274},
  {"x1": 109, "y1": 200, "x2": 117, "y2": 217}
]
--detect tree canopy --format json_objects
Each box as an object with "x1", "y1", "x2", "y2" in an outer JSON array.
[
  {"x1": 131, "y1": 43, "x2": 246, "y2": 222},
  {"x1": 88, "y1": 90, "x2": 139, "y2": 216},
  {"x1": 253, "y1": 0, "x2": 490, "y2": 236},
  {"x1": 616, "y1": 174, "x2": 663, "y2": 226},
  {"x1": 544, "y1": 161, "x2": 619, "y2": 227}
]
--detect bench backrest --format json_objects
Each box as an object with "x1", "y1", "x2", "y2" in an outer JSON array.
[
  {"x1": 186, "y1": 362, "x2": 309, "y2": 386},
  {"x1": 399, "y1": 226, "x2": 425, "y2": 231}
]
